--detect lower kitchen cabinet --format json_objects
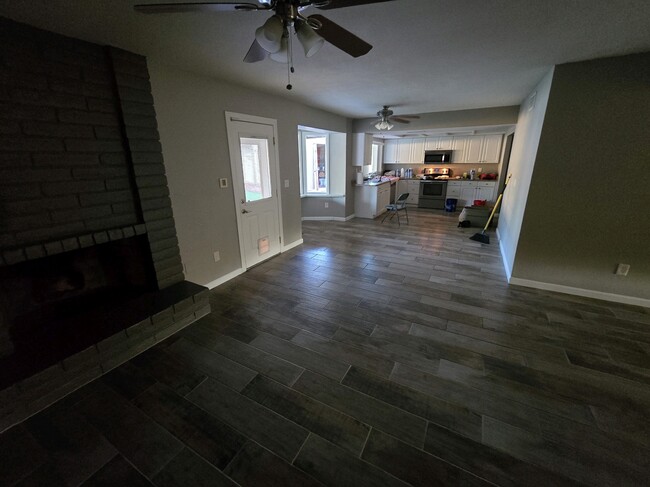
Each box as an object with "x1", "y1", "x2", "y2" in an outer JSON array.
[
  {"x1": 446, "y1": 180, "x2": 496, "y2": 207},
  {"x1": 355, "y1": 183, "x2": 391, "y2": 219},
  {"x1": 397, "y1": 180, "x2": 420, "y2": 205}
]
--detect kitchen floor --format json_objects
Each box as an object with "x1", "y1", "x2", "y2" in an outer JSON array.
[{"x1": 2, "y1": 208, "x2": 649, "y2": 486}]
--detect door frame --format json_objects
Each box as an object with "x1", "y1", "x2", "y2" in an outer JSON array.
[{"x1": 225, "y1": 111, "x2": 284, "y2": 270}]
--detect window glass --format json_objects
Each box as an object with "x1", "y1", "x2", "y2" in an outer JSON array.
[
  {"x1": 301, "y1": 133, "x2": 328, "y2": 194},
  {"x1": 240, "y1": 137, "x2": 272, "y2": 202}
]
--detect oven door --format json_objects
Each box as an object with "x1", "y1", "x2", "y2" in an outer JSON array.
[{"x1": 420, "y1": 181, "x2": 446, "y2": 197}]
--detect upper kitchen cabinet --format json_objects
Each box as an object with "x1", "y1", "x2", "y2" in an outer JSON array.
[
  {"x1": 352, "y1": 133, "x2": 373, "y2": 166},
  {"x1": 425, "y1": 136, "x2": 453, "y2": 150},
  {"x1": 451, "y1": 134, "x2": 503, "y2": 164},
  {"x1": 384, "y1": 138, "x2": 422, "y2": 164}
]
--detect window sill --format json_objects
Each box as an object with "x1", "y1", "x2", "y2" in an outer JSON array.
[{"x1": 300, "y1": 194, "x2": 345, "y2": 199}]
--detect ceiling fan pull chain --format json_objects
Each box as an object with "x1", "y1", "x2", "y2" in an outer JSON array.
[{"x1": 286, "y1": 27, "x2": 294, "y2": 90}]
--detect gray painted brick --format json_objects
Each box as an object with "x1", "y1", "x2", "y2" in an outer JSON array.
[
  {"x1": 155, "y1": 314, "x2": 196, "y2": 342},
  {"x1": 133, "y1": 163, "x2": 165, "y2": 176},
  {"x1": 62, "y1": 345, "x2": 99, "y2": 372},
  {"x1": 112, "y1": 201, "x2": 136, "y2": 215},
  {"x1": 32, "y1": 152, "x2": 100, "y2": 166},
  {"x1": 173, "y1": 297, "x2": 195, "y2": 313},
  {"x1": 126, "y1": 317, "x2": 154, "y2": 338},
  {"x1": 0, "y1": 102, "x2": 57, "y2": 122},
  {"x1": 117, "y1": 86, "x2": 154, "y2": 105},
  {"x1": 193, "y1": 289, "x2": 210, "y2": 304},
  {"x1": 99, "y1": 153, "x2": 128, "y2": 165},
  {"x1": 109, "y1": 48, "x2": 148, "y2": 67},
  {"x1": 157, "y1": 273, "x2": 184, "y2": 289},
  {"x1": 120, "y1": 101, "x2": 156, "y2": 117},
  {"x1": 22, "y1": 121, "x2": 94, "y2": 138},
  {"x1": 85, "y1": 214, "x2": 137, "y2": 232},
  {"x1": 65, "y1": 138, "x2": 125, "y2": 153},
  {"x1": 58, "y1": 109, "x2": 120, "y2": 127},
  {"x1": 96, "y1": 330, "x2": 129, "y2": 353},
  {"x1": 0, "y1": 121, "x2": 20, "y2": 135},
  {"x1": 94, "y1": 126, "x2": 123, "y2": 140},
  {"x1": 122, "y1": 226, "x2": 136, "y2": 238},
  {"x1": 7, "y1": 213, "x2": 52, "y2": 232},
  {"x1": 0, "y1": 183, "x2": 41, "y2": 198},
  {"x1": 100, "y1": 336, "x2": 156, "y2": 374},
  {"x1": 112, "y1": 60, "x2": 150, "y2": 79},
  {"x1": 0, "y1": 136, "x2": 65, "y2": 152},
  {"x1": 151, "y1": 246, "x2": 180, "y2": 263},
  {"x1": 0, "y1": 168, "x2": 72, "y2": 183},
  {"x1": 93, "y1": 231, "x2": 109, "y2": 245},
  {"x1": 44, "y1": 241, "x2": 64, "y2": 256},
  {"x1": 51, "y1": 205, "x2": 112, "y2": 222},
  {"x1": 145, "y1": 217, "x2": 175, "y2": 232},
  {"x1": 134, "y1": 223, "x2": 147, "y2": 235},
  {"x1": 86, "y1": 97, "x2": 117, "y2": 113},
  {"x1": 139, "y1": 185, "x2": 169, "y2": 200},
  {"x1": 42, "y1": 180, "x2": 106, "y2": 196},
  {"x1": 128, "y1": 139, "x2": 162, "y2": 153},
  {"x1": 152, "y1": 307, "x2": 173, "y2": 325},
  {"x1": 143, "y1": 207, "x2": 173, "y2": 222},
  {"x1": 3, "y1": 248, "x2": 26, "y2": 265},
  {"x1": 141, "y1": 197, "x2": 172, "y2": 212},
  {"x1": 4, "y1": 195, "x2": 78, "y2": 215},
  {"x1": 108, "y1": 228, "x2": 124, "y2": 241},
  {"x1": 15, "y1": 222, "x2": 85, "y2": 244},
  {"x1": 72, "y1": 166, "x2": 129, "y2": 180},
  {"x1": 195, "y1": 304, "x2": 211, "y2": 320},
  {"x1": 79, "y1": 190, "x2": 132, "y2": 207},
  {"x1": 121, "y1": 113, "x2": 157, "y2": 128},
  {"x1": 11, "y1": 89, "x2": 87, "y2": 110},
  {"x1": 24, "y1": 244, "x2": 46, "y2": 260},
  {"x1": 148, "y1": 226, "x2": 177, "y2": 243},
  {"x1": 0, "y1": 152, "x2": 31, "y2": 166},
  {"x1": 124, "y1": 125, "x2": 159, "y2": 140},
  {"x1": 78, "y1": 234, "x2": 95, "y2": 247},
  {"x1": 149, "y1": 236, "x2": 179, "y2": 253},
  {"x1": 61, "y1": 237, "x2": 80, "y2": 251},
  {"x1": 135, "y1": 175, "x2": 167, "y2": 188},
  {"x1": 105, "y1": 178, "x2": 133, "y2": 191},
  {"x1": 156, "y1": 262, "x2": 184, "y2": 280},
  {"x1": 115, "y1": 72, "x2": 152, "y2": 91}
]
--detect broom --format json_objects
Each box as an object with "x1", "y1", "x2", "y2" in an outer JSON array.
[{"x1": 469, "y1": 175, "x2": 511, "y2": 244}]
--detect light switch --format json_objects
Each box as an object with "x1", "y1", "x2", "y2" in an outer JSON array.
[
  {"x1": 219, "y1": 178, "x2": 228, "y2": 188},
  {"x1": 284, "y1": 179, "x2": 289, "y2": 188}
]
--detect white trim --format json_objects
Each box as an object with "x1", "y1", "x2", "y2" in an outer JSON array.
[
  {"x1": 282, "y1": 238, "x2": 303, "y2": 252},
  {"x1": 345, "y1": 214, "x2": 356, "y2": 221},
  {"x1": 509, "y1": 277, "x2": 650, "y2": 308},
  {"x1": 225, "y1": 111, "x2": 283, "y2": 270},
  {"x1": 204, "y1": 267, "x2": 245, "y2": 290},
  {"x1": 496, "y1": 228, "x2": 512, "y2": 281},
  {"x1": 301, "y1": 216, "x2": 351, "y2": 222}
]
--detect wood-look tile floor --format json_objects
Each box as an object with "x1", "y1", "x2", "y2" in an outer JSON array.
[{"x1": 3, "y1": 208, "x2": 650, "y2": 486}]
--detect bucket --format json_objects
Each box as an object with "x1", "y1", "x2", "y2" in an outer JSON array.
[{"x1": 445, "y1": 198, "x2": 458, "y2": 212}]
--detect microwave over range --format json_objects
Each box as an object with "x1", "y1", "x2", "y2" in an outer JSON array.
[{"x1": 424, "y1": 150, "x2": 453, "y2": 164}]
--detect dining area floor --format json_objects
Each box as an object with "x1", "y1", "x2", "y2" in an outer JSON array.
[{"x1": 2, "y1": 208, "x2": 649, "y2": 486}]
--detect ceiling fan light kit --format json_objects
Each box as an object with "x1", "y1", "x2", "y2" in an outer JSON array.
[
  {"x1": 134, "y1": 0, "x2": 394, "y2": 88},
  {"x1": 372, "y1": 105, "x2": 420, "y2": 131}
]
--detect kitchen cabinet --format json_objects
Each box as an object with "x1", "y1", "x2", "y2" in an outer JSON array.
[
  {"x1": 396, "y1": 139, "x2": 412, "y2": 163},
  {"x1": 445, "y1": 180, "x2": 496, "y2": 207},
  {"x1": 450, "y1": 135, "x2": 503, "y2": 164},
  {"x1": 352, "y1": 133, "x2": 373, "y2": 166},
  {"x1": 410, "y1": 138, "x2": 425, "y2": 163},
  {"x1": 425, "y1": 136, "x2": 453, "y2": 150},
  {"x1": 383, "y1": 138, "x2": 424, "y2": 164},
  {"x1": 384, "y1": 140, "x2": 398, "y2": 163},
  {"x1": 355, "y1": 182, "x2": 391, "y2": 219},
  {"x1": 397, "y1": 179, "x2": 420, "y2": 205}
]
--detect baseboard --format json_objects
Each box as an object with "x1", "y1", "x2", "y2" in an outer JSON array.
[
  {"x1": 509, "y1": 277, "x2": 650, "y2": 308},
  {"x1": 282, "y1": 238, "x2": 303, "y2": 252},
  {"x1": 496, "y1": 228, "x2": 512, "y2": 281},
  {"x1": 344, "y1": 214, "x2": 356, "y2": 221},
  {"x1": 301, "y1": 216, "x2": 351, "y2": 222},
  {"x1": 204, "y1": 267, "x2": 245, "y2": 290}
]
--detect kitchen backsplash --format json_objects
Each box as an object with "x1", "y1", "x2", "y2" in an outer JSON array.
[{"x1": 383, "y1": 163, "x2": 499, "y2": 178}]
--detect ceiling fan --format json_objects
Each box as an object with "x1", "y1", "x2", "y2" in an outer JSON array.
[
  {"x1": 134, "y1": 1, "x2": 394, "y2": 88},
  {"x1": 373, "y1": 106, "x2": 420, "y2": 130}
]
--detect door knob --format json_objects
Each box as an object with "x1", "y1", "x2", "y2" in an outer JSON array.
[{"x1": 241, "y1": 209, "x2": 250, "y2": 214}]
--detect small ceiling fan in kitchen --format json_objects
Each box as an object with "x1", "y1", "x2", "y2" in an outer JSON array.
[
  {"x1": 134, "y1": 0, "x2": 395, "y2": 89},
  {"x1": 372, "y1": 106, "x2": 420, "y2": 130}
]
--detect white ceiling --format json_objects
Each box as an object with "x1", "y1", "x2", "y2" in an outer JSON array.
[{"x1": 1, "y1": 0, "x2": 649, "y2": 119}]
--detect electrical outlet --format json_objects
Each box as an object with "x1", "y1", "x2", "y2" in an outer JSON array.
[
  {"x1": 219, "y1": 178, "x2": 228, "y2": 188},
  {"x1": 213, "y1": 251, "x2": 220, "y2": 262},
  {"x1": 615, "y1": 263, "x2": 630, "y2": 276},
  {"x1": 284, "y1": 179, "x2": 289, "y2": 188},
  {"x1": 324, "y1": 202, "x2": 329, "y2": 208}
]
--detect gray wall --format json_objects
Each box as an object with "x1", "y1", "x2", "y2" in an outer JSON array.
[
  {"x1": 148, "y1": 61, "x2": 349, "y2": 286},
  {"x1": 497, "y1": 69, "x2": 555, "y2": 277},
  {"x1": 352, "y1": 106, "x2": 520, "y2": 133},
  {"x1": 511, "y1": 52, "x2": 650, "y2": 300}
]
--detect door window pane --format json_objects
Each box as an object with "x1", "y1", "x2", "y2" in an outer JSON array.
[{"x1": 240, "y1": 137, "x2": 272, "y2": 202}]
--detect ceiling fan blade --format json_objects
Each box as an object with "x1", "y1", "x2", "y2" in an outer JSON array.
[
  {"x1": 308, "y1": 14, "x2": 372, "y2": 58},
  {"x1": 391, "y1": 117, "x2": 411, "y2": 124},
  {"x1": 314, "y1": 0, "x2": 396, "y2": 10},
  {"x1": 243, "y1": 39, "x2": 268, "y2": 63},
  {"x1": 399, "y1": 115, "x2": 421, "y2": 119},
  {"x1": 134, "y1": 2, "x2": 261, "y2": 13}
]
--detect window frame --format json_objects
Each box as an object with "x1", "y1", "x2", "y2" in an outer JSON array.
[{"x1": 299, "y1": 130, "x2": 330, "y2": 196}]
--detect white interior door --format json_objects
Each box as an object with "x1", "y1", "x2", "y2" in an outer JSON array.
[{"x1": 226, "y1": 113, "x2": 282, "y2": 269}]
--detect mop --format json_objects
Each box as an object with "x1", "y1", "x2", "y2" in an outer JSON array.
[{"x1": 469, "y1": 175, "x2": 511, "y2": 244}]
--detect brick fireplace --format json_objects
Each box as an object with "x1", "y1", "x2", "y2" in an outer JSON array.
[{"x1": 0, "y1": 18, "x2": 210, "y2": 430}]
